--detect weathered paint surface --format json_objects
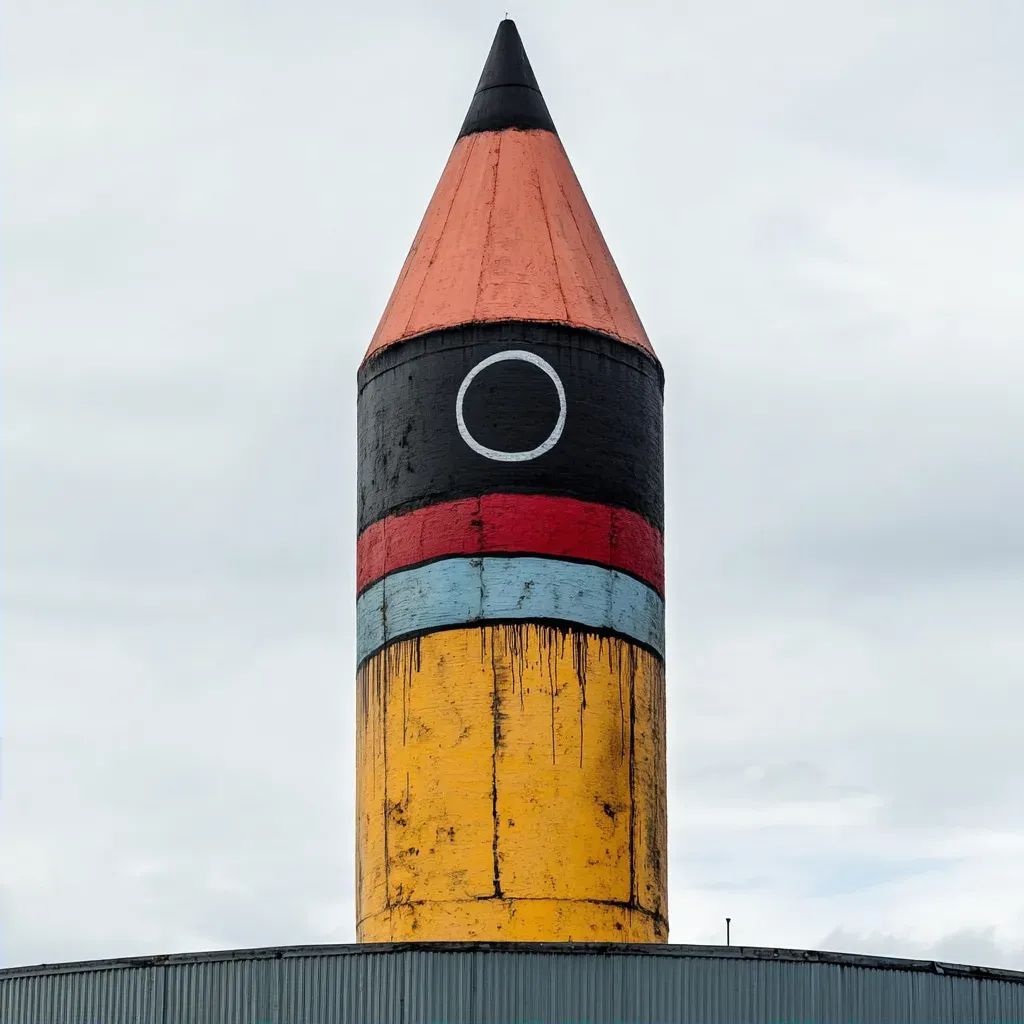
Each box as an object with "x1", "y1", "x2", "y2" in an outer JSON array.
[
  {"x1": 355, "y1": 20, "x2": 667, "y2": 944},
  {"x1": 357, "y1": 324, "x2": 664, "y2": 534},
  {"x1": 356, "y1": 625, "x2": 667, "y2": 942},
  {"x1": 356, "y1": 557, "x2": 665, "y2": 663},
  {"x1": 365, "y1": 129, "x2": 652, "y2": 363},
  {"x1": 357, "y1": 494, "x2": 665, "y2": 596}
]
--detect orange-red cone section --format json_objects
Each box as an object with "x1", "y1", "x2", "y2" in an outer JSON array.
[{"x1": 364, "y1": 30, "x2": 652, "y2": 363}]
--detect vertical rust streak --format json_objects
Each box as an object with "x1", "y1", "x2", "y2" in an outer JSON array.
[
  {"x1": 617, "y1": 646, "x2": 626, "y2": 763},
  {"x1": 627, "y1": 643, "x2": 638, "y2": 908},
  {"x1": 488, "y1": 627, "x2": 504, "y2": 897},
  {"x1": 355, "y1": 664, "x2": 364, "y2": 932},
  {"x1": 402, "y1": 638, "x2": 409, "y2": 747},
  {"x1": 573, "y1": 632, "x2": 588, "y2": 769},
  {"x1": 549, "y1": 643, "x2": 557, "y2": 765},
  {"x1": 520, "y1": 624, "x2": 531, "y2": 711},
  {"x1": 381, "y1": 648, "x2": 391, "y2": 911},
  {"x1": 506, "y1": 622, "x2": 518, "y2": 696}
]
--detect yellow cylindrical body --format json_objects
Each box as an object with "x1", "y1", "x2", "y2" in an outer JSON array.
[{"x1": 355, "y1": 625, "x2": 667, "y2": 942}]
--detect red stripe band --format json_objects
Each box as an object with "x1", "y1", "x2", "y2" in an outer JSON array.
[{"x1": 357, "y1": 494, "x2": 664, "y2": 597}]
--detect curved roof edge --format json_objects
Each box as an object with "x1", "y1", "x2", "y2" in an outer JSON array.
[{"x1": 4, "y1": 942, "x2": 1023, "y2": 984}]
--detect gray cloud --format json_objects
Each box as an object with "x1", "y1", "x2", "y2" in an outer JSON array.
[{"x1": 820, "y1": 928, "x2": 1024, "y2": 973}]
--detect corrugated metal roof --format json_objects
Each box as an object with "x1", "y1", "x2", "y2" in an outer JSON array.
[{"x1": 2, "y1": 942, "x2": 1023, "y2": 1024}]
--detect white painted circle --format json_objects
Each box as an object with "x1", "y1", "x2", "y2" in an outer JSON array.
[{"x1": 455, "y1": 350, "x2": 567, "y2": 462}]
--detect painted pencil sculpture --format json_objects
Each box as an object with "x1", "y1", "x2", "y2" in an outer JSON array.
[{"x1": 356, "y1": 19, "x2": 667, "y2": 942}]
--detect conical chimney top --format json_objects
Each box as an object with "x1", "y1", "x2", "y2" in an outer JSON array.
[
  {"x1": 458, "y1": 19, "x2": 557, "y2": 138},
  {"x1": 364, "y1": 21, "x2": 654, "y2": 363}
]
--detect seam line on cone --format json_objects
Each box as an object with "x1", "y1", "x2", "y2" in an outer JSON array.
[
  {"x1": 473, "y1": 131, "x2": 503, "y2": 319},
  {"x1": 403, "y1": 133, "x2": 477, "y2": 338}
]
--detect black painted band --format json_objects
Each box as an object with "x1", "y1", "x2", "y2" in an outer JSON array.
[{"x1": 357, "y1": 322, "x2": 665, "y2": 534}]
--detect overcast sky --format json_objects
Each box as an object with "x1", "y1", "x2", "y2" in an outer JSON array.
[{"x1": 3, "y1": 0, "x2": 1023, "y2": 971}]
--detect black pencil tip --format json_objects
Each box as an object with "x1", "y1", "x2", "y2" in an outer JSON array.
[{"x1": 458, "y1": 19, "x2": 556, "y2": 139}]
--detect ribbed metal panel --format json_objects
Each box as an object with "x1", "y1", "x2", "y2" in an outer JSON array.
[
  {"x1": 2, "y1": 942, "x2": 1023, "y2": 1024},
  {"x1": 0, "y1": 963, "x2": 161, "y2": 1024}
]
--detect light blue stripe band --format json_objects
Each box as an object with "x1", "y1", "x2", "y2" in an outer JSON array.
[{"x1": 356, "y1": 556, "x2": 665, "y2": 662}]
